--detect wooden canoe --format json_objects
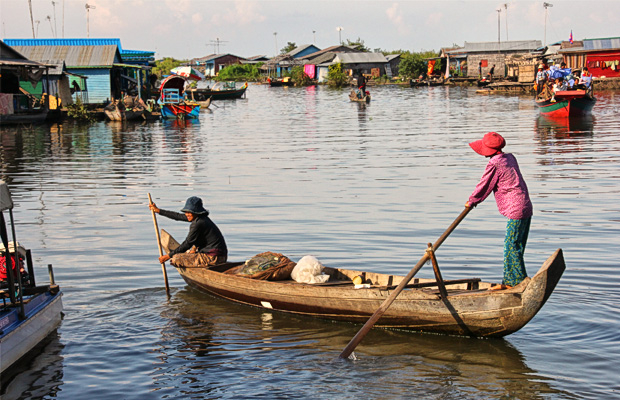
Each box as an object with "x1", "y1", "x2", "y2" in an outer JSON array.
[
  {"x1": 162, "y1": 230, "x2": 565, "y2": 338},
  {"x1": 349, "y1": 90, "x2": 371, "y2": 103}
]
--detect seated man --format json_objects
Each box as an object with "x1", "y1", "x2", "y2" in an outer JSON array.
[{"x1": 149, "y1": 196, "x2": 227, "y2": 268}]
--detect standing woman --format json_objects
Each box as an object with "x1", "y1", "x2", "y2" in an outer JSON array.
[{"x1": 465, "y1": 132, "x2": 533, "y2": 290}]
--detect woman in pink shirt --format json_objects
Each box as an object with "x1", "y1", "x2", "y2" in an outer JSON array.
[{"x1": 465, "y1": 132, "x2": 533, "y2": 290}]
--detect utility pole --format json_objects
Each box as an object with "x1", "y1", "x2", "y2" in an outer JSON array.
[
  {"x1": 62, "y1": 0, "x2": 65, "y2": 37},
  {"x1": 273, "y1": 32, "x2": 278, "y2": 55},
  {"x1": 337, "y1": 26, "x2": 343, "y2": 44},
  {"x1": 86, "y1": 3, "x2": 96, "y2": 38},
  {"x1": 313, "y1": 30, "x2": 316, "y2": 44},
  {"x1": 28, "y1": 0, "x2": 35, "y2": 39},
  {"x1": 543, "y1": 2, "x2": 553, "y2": 46},
  {"x1": 47, "y1": 16, "x2": 54, "y2": 38},
  {"x1": 504, "y1": 3, "x2": 508, "y2": 41},
  {"x1": 52, "y1": 1, "x2": 58, "y2": 38}
]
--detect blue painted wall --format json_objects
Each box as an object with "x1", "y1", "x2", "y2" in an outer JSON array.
[{"x1": 70, "y1": 68, "x2": 111, "y2": 104}]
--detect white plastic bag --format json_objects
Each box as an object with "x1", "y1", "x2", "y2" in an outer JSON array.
[{"x1": 291, "y1": 255, "x2": 330, "y2": 284}]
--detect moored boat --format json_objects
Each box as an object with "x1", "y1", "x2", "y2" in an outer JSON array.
[
  {"x1": 158, "y1": 75, "x2": 200, "y2": 120},
  {"x1": 268, "y1": 77, "x2": 294, "y2": 87},
  {"x1": 193, "y1": 82, "x2": 248, "y2": 100},
  {"x1": 161, "y1": 230, "x2": 564, "y2": 338},
  {"x1": 103, "y1": 96, "x2": 146, "y2": 121},
  {"x1": 0, "y1": 181, "x2": 63, "y2": 385},
  {"x1": 535, "y1": 90, "x2": 596, "y2": 117}
]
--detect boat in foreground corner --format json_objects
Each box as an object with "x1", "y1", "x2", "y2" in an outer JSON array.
[
  {"x1": 161, "y1": 231, "x2": 564, "y2": 338},
  {"x1": 535, "y1": 90, "x2": 596, "y2": 117},
  {"x1": 0, "y1": 181, "x2": 63, "y2": 385}
]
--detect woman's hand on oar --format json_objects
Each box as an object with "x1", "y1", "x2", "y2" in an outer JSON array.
[{"x1": 159, "y1": 254, "x2": 171, "y2": 264}]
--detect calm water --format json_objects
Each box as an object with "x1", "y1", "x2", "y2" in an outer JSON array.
[{"x1": 1, "y1": 84, "x2": 619, "y2": 399}]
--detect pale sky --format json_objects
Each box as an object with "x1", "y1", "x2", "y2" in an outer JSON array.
[{"x1": 1, "y1": 0, "x2": 619, "y2": 60}]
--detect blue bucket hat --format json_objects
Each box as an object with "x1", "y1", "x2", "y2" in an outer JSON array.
[{"x1": 180, "y1": 196, "x2": 208, "y2": 215}]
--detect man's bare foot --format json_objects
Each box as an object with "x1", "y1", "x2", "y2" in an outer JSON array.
[{"x1": 488, "y1": 284, "x2": 513, "y2": 291}]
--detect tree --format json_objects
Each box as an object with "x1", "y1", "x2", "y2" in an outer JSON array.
[
  {"x1": 346, "y1": 38, "x2": 370, "y2": 52},
  {"x1": 290, "y1": 65, "x2": 313, "y2": 86},
  {"x1": 152, "y1": 57, "x2": 184, "y2": 77},
  {"x1": 280, "y1": 42, "x2": 297, "y2": 54},
  {"x1": 398, "y1": 51, "x2": 441, "y2": 79},
  {"x1": 327, "y1": 63, "x2": 348, "y2": 88}
]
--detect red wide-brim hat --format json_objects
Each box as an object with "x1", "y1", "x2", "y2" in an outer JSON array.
[{"x1": 469, "y1": 132, "x2": 506, "y2": 156}]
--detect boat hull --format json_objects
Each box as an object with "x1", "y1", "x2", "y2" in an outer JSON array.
[
  {"x1": 0, "y1": 290, "x2": 63, "y2": 375},
  {"x1": 160, "y1": 103, "x2": 200, "y2": 119},
  {"x1": 196, "y1": 84, "x2": 248, "y2": 100},
  {"x1": 174, "y1": 248, "x2": 565, "y2": 338},
  {"x1": 536, "y1": 92, "x2": 596, "y2": 117}
]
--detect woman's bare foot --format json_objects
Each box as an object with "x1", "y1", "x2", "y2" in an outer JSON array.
[{"x1": 488, "y1": 284, "x2": 513, "y2": 291}]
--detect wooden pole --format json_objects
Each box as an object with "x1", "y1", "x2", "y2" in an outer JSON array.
[
  {"x1": 427, "y1": 243, "x2": 448, "y2": 299},
  {"x1": 339, "y1": 206, "x2": 471, "y2": 359},
  {"x1": 148, "y1": 193, "x2": 170, "y2": 295}
]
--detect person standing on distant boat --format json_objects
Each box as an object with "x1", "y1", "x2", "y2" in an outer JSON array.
[
  {"x1": 356, "y1": 70, "x2": 366, "y2": 98},
  {"x1": 465, "y1": 132, "x2": 533, "y2": 290},
  {"x1": 489, "y1": 64, "x2": 496, "y2": 79},
  {"x1": 149, "y1": 196, "x2": 228, "y2": 267}
]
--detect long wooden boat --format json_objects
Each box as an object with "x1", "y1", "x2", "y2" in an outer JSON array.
[
  {"x1": 193, "y1": 82, "x2": 248, "y2": 100},
  {"x1": 349, "y1": 90, "x2": 371, "y2": 103},
  {"x1": 162, "y1": 232, "x2": 565, "y2": 338},
  {"x1": 0, "y1": 181, "x2": 63, "y2": 384},
  {"x1": 103, "y1": 100, "x2": 145, "y2": 121},
  {"x1": 158, "y1": 75, "x2": 200, "y2": 120},
  {"x1": 535, "y1": 90, "x2": 596, "y2": 117}
]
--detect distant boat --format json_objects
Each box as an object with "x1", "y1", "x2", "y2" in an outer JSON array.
[
  {"x1": 0, "y1": 181, "x2": 63, "y2": 384},
  {"x1": 158, "y1": 75, "x2": 200, "y2": 120},
  {"x1": 535, "y1": 90, "x2": 596, "y2": 118},
  {"x1": 268, "y1": 77, "x2": 294, "y2": 87},
  {"x1": 192, "y1": 82, "x2": 248, "y2": 100},
  {"x1": 103, "y1": 96, "x2": 146, "y2": 121},
  {"x1": 349, "y1": 90, "x2": 371, "y2": 103}
]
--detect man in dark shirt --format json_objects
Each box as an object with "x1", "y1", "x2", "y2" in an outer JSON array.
[{"x1": 149, "y1": 196, "x2": 228, "y2": 267}]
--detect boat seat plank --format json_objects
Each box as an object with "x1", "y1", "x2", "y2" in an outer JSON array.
[{"x1": 379, "y1": 278, "x2": 481, "y2": 291}]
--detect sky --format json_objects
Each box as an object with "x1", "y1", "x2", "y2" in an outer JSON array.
[{"x1": 1, "y1": 0, "x2": 619, "y2": 60}]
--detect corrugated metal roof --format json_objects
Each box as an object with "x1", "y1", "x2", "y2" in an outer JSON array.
[
  {"x1": 334, "y1": 53, "x2": 388, "y2": 64},
  {"x1": 2, "y1": 38, "x2": 154, "y2": 58},
  {"x1": 584, "y1": 37, "x2": 620, "y2": 50},
  {"x1": 10, "y1": 45, "x2": 119, "y2": 67},
  {"x1": 301, "y1": 52, "x2": 337, "y2": 65},
  {"x1": 447, "y1": 40, "x2": 541, "y2": 54},
  {"x1": 286, "y1": 44, "x2": 317, "y2": 57},
  {"x1": 385, "y1": 54, "x2": 401, "y2": 62}
]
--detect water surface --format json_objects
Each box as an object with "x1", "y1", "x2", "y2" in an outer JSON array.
[{"x1": 1, "y1": 84, "x2": 619, "y2": 399}]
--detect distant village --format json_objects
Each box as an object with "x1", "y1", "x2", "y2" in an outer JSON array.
[{"x1": 1, "y1": 35, "x2": 619, "y2": 117}]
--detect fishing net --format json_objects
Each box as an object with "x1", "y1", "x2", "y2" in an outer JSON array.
[{"x1": 226, "y1": 251, "x2": 296, "y2": 280}]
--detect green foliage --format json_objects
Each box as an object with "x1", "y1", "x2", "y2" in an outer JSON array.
[
  {"x1": 152, "y1": 58, "x2": 184, "y2": 77},
  {"x1": 345, "y1": 38, "x2": 370, "y2": 52},
  {"x1": 280, "y1": 42, "x2": 297, "y2": 54},
  {"x1": 215, "y1": 63, "x2": 263, "y2": 82},
  {"x1": 327, "y1": 63, "x2": 348, "y2": 88},
  {"x1": 398, "y1": 50, "x2": 441, "y2": 79},
  {"x1": 290, "y1": 66, "x2": 313, "y2": 86},
  {"x1": 66, "y1": 98, "x2": 94, "y2": 122}
]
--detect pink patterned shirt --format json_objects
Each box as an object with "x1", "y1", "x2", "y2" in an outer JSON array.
[{"x1": 469, "y1": 153, "x2": 533, "y2": 219}]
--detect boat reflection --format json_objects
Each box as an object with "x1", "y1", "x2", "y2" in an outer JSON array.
[
  {"x1": 155, "y1": 287, "x2": 571, "y2": 399},
  {"x1": 1, "y1": 331, "x2": 65, "y2": 399},
  {"x1": 534, "y1": 114, "x2": 596, "y2": 162}
]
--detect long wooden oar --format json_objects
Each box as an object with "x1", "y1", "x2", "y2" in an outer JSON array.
[
  {"x1": 339, "y1": 206, "x2": 472, "y2": 359},
  {"x1": 148, "y1": 193, "x2": 170, "y2": 295}
]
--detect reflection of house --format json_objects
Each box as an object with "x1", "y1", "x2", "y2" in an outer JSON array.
[
  {"x1": 5, "y1": 38, "x2": 154, "y2": 104},
  {"x1": 190, "y1": 54, "x2": 247, "y2": 77},
  {"x1": 0, "y1": 40, "x2": 50, "y2": 124},
  {"x1": 445, "y1": 40, "x2": 541, "y2": 78},
  {"x1": 559, "y1": 37, "x2": 620, "y2": 78}
]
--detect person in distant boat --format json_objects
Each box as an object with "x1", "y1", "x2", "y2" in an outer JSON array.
[
  {"x1": 489, "y1": 65, "x2": 495, "y2": 78},
  {"x1": 465, "y1": 132, "x2": 533, "y2": 291},
  {"x1": 579, "y1": 67, "x2": 593, "y2": 92},
  {"x1": 149, "y1": 196, "x2": 228, "y2": 268},
  {"x1": 356, "y1": 71, "x2": 366, "y2": 98},
  {"x1": 535, "y1": 65, "x2": 547, "y2": 95}
]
